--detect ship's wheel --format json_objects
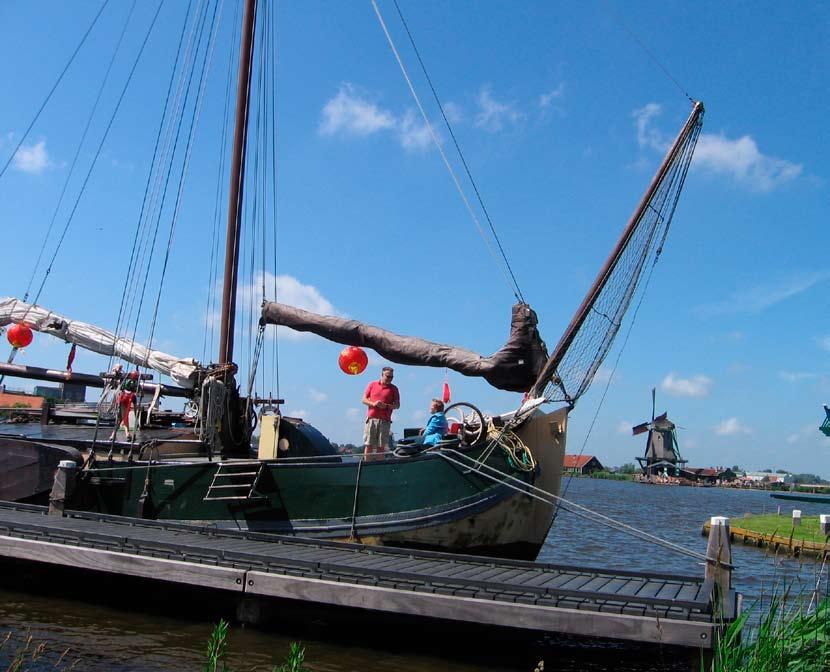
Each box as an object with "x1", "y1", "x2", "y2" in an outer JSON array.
[{"x1": 444, "y1": 402, "x2": 486, "y2": 445}]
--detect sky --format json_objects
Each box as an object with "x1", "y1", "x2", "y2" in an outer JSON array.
[{"x1": 0, "y1": 1, "x2": 827, "y2": 475}]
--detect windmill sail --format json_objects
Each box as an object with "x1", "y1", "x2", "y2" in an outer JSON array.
[
  {"x1": 529, "y1": 101, "x2": 704, "y2": 403},
  {"x1": 0, "y1": 298, "x2": 200, "y2": 388}
]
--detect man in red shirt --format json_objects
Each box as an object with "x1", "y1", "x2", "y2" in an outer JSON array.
[{"x1": 362, "y1": 366, "x2": 400, "y2": 461}]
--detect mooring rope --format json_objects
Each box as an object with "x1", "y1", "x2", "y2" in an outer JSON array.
[{"x1": 435, "y1": 448, "x2": 727, "y2": 566}]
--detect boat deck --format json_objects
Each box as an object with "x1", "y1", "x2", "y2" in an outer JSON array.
[{"x1": 0, "y1": 500, "x2": 733, "y2": 650}]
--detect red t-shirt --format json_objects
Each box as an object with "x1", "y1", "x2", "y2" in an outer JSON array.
[{"x1": 365, "y1": 380, "x2": 400, "y2": 422}]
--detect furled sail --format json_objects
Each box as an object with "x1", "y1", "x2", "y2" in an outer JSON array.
[
  {"x1": 0, "y1": 297, "x2": 199, "y2": 388},
  {"x1": 260, "y1": 301, "x2": 548, "y2": 393},
  {"x1": 528, "y1": 101, "x2": 705, "y2": 404}
]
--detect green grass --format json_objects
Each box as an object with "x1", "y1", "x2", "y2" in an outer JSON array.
[
  {"x1": 734, "y1": 514, "x2": 830, "y2": 545},
  {"x1": 710, "y1": 594, "x2": 830, "y2": 671}
]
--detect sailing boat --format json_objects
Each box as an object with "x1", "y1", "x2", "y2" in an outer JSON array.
[{"x1": 0, "y1": 1, "x2": 704, "y2": 560}]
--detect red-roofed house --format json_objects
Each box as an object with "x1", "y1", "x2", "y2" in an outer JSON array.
[{"x1": 563, "y1": 454, "x2": 605, "y2": 475}]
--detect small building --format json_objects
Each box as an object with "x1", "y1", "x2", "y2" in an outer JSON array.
[
  {"x1": 680, "y1": 467, "x2": 737, "y2": 484},
  {"x1": 0, "y1": 390, "x2": 44, "y2": 409},
  {"x1": 563, "y1": 454, "x2": 604, "y2": 475}
]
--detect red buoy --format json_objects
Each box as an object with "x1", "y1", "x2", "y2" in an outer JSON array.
[
  {"x1": 7, "y1": 322, "x2": 33, "y2": 349},
  {"x1": 338, "y1": 346, "x2": 368, "y2": 375},
  {"x1": 442, "y1": 381, "x2": 451, "y2": 404}
]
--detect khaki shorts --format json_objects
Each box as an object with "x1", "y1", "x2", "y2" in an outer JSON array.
[{"x1": 364, "y1": 418, "x2": 391, "y2": 448}]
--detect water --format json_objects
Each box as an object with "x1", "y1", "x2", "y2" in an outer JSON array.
[{"x1": 2, "y1": 478, "x2": 827, "y2": 670}]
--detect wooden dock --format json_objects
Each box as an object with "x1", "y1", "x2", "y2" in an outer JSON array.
[{"x1": 0, "y1": 500, "x2": 735, "y2": 654}]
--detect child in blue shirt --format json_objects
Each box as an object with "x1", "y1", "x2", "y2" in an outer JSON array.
[{"x1": 420, "y1": 399, "x2": 449, "y2": 446}]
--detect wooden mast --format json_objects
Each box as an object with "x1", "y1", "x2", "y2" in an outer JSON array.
[
  {"x1": 529, "y1": 101, "x2": 704, "y2": 400},
  {"x1": 218, "y1": 0, "x2": 258, "y2": 367}
]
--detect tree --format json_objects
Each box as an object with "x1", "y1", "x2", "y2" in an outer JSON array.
[
  {"x1": 731, "y1": 465, "x2": 741, "y2": 472},
  {"x1": 618, "y1": 463, "x2": 638, "y2": 474}
]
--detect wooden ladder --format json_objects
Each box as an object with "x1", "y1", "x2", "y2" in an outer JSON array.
[{"x1": 204, "y1": 463, "x2": 265, "y2": 501}]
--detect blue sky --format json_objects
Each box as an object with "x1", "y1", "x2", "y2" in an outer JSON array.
[{"x1": 1, "y1": 1, "x2": 828, "y2": 475}]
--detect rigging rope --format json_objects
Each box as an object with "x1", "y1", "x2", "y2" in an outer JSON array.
[
  {"x1": 22, "y1": 1, "x2": 138, "y2": 305},
  {"x1": 27, "y1": 0, "x2": 166, "y2": 312},
  {"x1": 0, "y1": 1, "x2": 111, "y2": 181},
  {"x1": 113, "y1": 0, "x2": 196, "y2": 370},
  {"x1": 370, "y1": 0, "x2": 522, "y2": 302},
  {"x1": 435, "y1": 448, "x2": 726, "y2": 567},
  {"x1": 391, "y1": 0, "x2": 525, "y2": 304}
]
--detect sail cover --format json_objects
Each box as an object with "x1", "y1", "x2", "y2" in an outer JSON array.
[
  {"x1": 529, "y1": 102, "x2": 705, "y2": 404},
  {"x1": 261, "y1": 301, "x2": 548, "y2": 393},
  {"x1": 0, "y1": 298, "x2": 200, "y2": 388}
]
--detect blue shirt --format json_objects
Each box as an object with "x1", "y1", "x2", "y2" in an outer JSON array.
[{"x1": 422, "y1": 412, "x2": 448, "y2": 446}]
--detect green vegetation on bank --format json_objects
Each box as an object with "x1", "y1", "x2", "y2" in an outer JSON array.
[
  {"x1": 589, "y1": 470, "x2": 633, "y2": 481},
  {"x1": 734, "y1": 514, "x2": 829, "y2": 545},
  {"x1": 205, "y1": 620, "x2": 310, "y2": 672}
]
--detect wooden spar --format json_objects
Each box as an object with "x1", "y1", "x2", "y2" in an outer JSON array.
[
  {"x1": 218, "y1": 0, "x2": 258, "y2": 367},
  {"x1": 0, "y1": 363, "x2": 191, "y2": 398},
  {"x1": 529, "y1": 101, "x2": 704, "y2": 400}
]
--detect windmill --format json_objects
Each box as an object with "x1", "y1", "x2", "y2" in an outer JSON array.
[
  {"x1": 632, "y1": 388, "x2": 688, "y2": 477},
  {"x1": 821, "y1": 404, "x2": 830, "y2": 437}
]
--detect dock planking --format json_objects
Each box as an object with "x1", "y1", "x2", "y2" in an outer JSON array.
[{"x1": 0, "y1": 500, "x2": 735, "y2": 651}]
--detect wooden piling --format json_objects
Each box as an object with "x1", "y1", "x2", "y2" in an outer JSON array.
[
  {"x1": 704, "y1": 516, "x2": 732, "y2": 605},
  {"x1": 48, "y1": 460, "x2": 77, "y2": 516}
]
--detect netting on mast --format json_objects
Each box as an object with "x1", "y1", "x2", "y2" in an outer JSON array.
[{"x1": 530, "y1": 102, "x2": 704, "y2": 405}]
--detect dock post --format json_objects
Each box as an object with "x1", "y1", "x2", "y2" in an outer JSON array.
[
  {"x1": 705, "y1": 516, "x2": 732, "y2": 609},
  {"x1": 821, "y1": 514, "x2": 830, "y2": 536},
  {"x1": 792, "y1": 510, "x2": 802, "y2": 526},
  {"x1": 48, "y1": 460, "x2": 77, "y2": 517},
  {"x1": 702, "y1": 516, "x2": 732, "y2": 672}
]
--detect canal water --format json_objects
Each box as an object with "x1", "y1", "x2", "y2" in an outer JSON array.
[{"x1": 2, "y1": 478, "x2": 827, "y2": 671}]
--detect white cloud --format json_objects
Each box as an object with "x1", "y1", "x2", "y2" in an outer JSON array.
[
  {"x1": 633, "y1": 103, "x2": 801, "y2": 191},
  {"x1": 286, "y1": 408, "x2": 309, "y2": 419},
  {"x1": 633, "y1": 103, "x2": 667, "y2": 151},
  {"x1": 319, "y1": 85, "x2": 395, "y2": 137},
  {"x1": 443, "y1": 102, "x2": 464, "y2": 124},
  {"x1": 398, "y1": 110, "x2": 433, "y2": 151},
  {"x1": 697, "y1": 271, "x2": 828, "y2": 317},
  {"x1": 779, "y1": 371, "x2": 817, "y2": 383},
  {"x1": 13, "y1": 140, "x2": 51, "y2": 174},
  {"x1": 237, "y1": 273, "x2": 340, "y2": 342},
  {"x1": 345, "y1": 407, "x2": 360, "y2": 420},
  {"x1": 309, "y1": 388, "x2": 327, "y2": 403},
  {"x1": 661, "y1": 373, "x2": 712, "y2": 398},
  {"x1": 616, "y1": 420, "x2": 633, "y2": 435},
  {"x1": 474, "y1": 86, "x2": 523, "y2": 132},
  {"x1": 819, "y1": 336, "x2": 830, "y2": 352},
  {"x1": 412, "y1": 409, "x2": 427, "y2": 422},
  {"x1": 715, "y1": 417, "x2": 752, "y2": 436},
  {"x1": 539, "y1": 83, "x2": 564, "y2": 109},
  {"x1": 693, "y1": 133, "x2": 801, "y2": 192}
]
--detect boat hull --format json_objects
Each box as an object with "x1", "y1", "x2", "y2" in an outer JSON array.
[{"x1": 2, "y1": 407, "x2": 567, "y2": 560}]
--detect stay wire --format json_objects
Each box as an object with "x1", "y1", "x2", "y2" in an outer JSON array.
[
  {"x1": 391, "y1": 0, "x2": 525, "y2": 304},
  {"x1": 126, "y1": 0, "x2": 210, "y2": 359},
  {"x1": 113, "y1": 0, "x2": 195, "y2": 371},
  {"x1": 28, "y1": 0, "x2": 166, "y2": 311},
  {"x1": 370, "y1": 0, "x2": 521, "y2": 303},
  {"x1": 0, "y1": 1, "x2": 111, "y2": 181},
  {"x1": 22, "y1": 2, "x2": 137, "y2": 305},
  {"x1": 146, "y1": 0, "x2": 224, "y2": 355},
  {"x1": 602, "y1": 1, "x2": 694, "y2": 103},
  {"x1": 122, "y1": 0, "x2": 206, "y2": 333}
]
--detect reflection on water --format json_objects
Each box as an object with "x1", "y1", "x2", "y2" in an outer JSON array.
[{"x1": 2, "y1": 479, "x2": 827, "y2": 671}]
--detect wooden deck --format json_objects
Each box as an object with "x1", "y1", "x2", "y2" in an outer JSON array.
[{"x1": 0, "y1": 500, "x2": 735, "y2": 650}]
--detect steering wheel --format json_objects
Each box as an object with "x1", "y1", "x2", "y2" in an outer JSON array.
[{"x1": 443, "y1": 402, "x2": 486, "y2": 445}]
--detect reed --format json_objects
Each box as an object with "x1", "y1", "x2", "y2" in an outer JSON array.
[
  {"x1": 0, "y1": 630, "x2": 78, "y2": 671},
  {"x1": 710, "y1": 594, "x2": 830, "y2": 671},
  {"x1": 204, "y1": 621, "x2": 310, "y2": 672}
]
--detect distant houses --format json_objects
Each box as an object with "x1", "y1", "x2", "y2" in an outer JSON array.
[{"x1": 563, "y1": 455, "x2": 604, "y2": 475}]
